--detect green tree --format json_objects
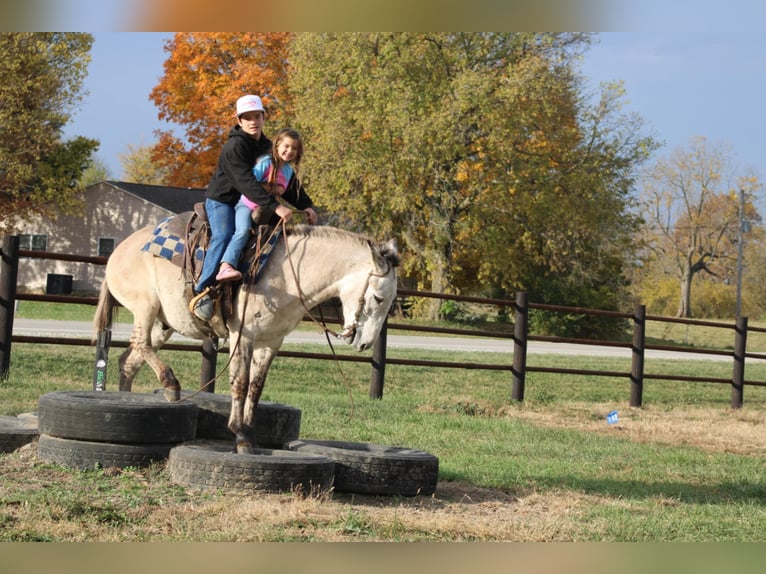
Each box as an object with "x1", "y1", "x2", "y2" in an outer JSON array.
[
  {"x1": 0, "y1": 32, "x2": 98, "y2": 230},
  {"x1": 78, "y1": 157, "x2": 110, "y2": 188},
  {"x1": 120, "y1": 144, "x2": 169, "y2": 185},
  {"x1": 290, "y1": 33, "x2": 657, "y2": 324}
]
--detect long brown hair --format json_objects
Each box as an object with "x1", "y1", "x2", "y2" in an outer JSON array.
[{"x1": 268, "y1": 128, "x2": 303, "y2": 183}]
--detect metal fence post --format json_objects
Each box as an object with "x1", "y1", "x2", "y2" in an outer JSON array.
[
  {"x1": 512, "y1": 291, "x2": 528, "y2": 402},
  {"x1": 0, "y1": 235, "x2": 20, "y2": 380},
  {"x1": 630, "y1": 303, "x2": 646, "y2": 407},
  {"x1": 92, "y1": 328, "x2": 111, "y2": 391},
  {"x1": 369, "y1": 317, "x2": 388, "y2": 399},
  {"x1": 731, "y1": 315, "x2": 747, "y2": 409}
]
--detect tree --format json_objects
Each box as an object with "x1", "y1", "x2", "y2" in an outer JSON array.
[
  {"x1": 120, "y1": 144, "x2": 169, "y2": 185},
  {"x1": 78, "y1": 157, "x2": 110, "y2": 188},
  {"x1": 0, "y1": 32, "x2": 98, "y2": 230},
  {"x1": 149, "y1": 33, "x2": 292, "y2": 187},
  {"x1": 289, "y1": 33, "x2": 657, "y2": 322},
  {"x1": 638, "y1": 136, "x2": 762, "y2": 317}
]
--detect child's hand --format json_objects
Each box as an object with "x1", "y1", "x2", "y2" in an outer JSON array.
[
  {"x1": 275, "y1": 204, "x2": 293, "y2": 222},
  {"x1": 304, "y1": 208, "x2": 318, "y2": 225}
]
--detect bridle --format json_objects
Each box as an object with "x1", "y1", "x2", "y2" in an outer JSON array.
[
  {"x1": 278, "y1": 217, "x2": 393, "y2": 342},
  {"x1": 336, "y1": 265, "x2": 392, "y2": 342}
]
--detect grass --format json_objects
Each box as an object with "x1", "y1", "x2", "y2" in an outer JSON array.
[{"x1": 1, "y1": 301, "x2": 765, "y2": 541}]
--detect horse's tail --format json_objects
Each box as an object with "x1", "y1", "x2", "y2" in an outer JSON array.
[{"x1": 92, "y1": 276, "x2": 117, "y2": 343}]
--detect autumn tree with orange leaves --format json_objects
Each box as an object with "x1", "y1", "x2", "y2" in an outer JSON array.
[{"x1": 149, "y1": 33, "x2": 291, "y2": 187}]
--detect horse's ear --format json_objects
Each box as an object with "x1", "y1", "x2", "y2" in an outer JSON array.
[{"x1": 374, "y1": 238, "x2": 400, "y2": 269}]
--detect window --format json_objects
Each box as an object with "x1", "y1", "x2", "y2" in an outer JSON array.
[
  {"x1": 18, "y1": 234, "x2": 47, "y2": 251},
  {"x1": 98, "y1": 237, "x2": 115, "y2": 258}
]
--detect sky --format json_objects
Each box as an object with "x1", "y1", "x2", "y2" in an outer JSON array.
[{"x1": 63, "y1": 30, "x2": 766, "y2": 196}]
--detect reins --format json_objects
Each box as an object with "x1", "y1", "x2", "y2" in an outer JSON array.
[
  {"x1": 183, "y1": 221, "x2": 284, "y2": 400},
  {"x1": 188, "y1": 211, "x2": 366, "y2": 415}
]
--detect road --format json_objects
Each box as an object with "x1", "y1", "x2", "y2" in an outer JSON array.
[{"x1": 11, "y1": 318, "x2": 734, "y2": 361}]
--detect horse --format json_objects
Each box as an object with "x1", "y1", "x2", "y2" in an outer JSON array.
[{"x1": 93, "y1": 221, "x2": 399, "y2": 453}]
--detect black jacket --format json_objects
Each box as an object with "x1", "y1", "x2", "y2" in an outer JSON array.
[
  {"x1": 204, "y1": 125, "x2": 274, "y2": 207},
  {"x1": 205, "y1": 125, "x2": 315, "y2": 215}
]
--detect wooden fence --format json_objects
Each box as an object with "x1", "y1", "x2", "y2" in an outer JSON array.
[{"x1": 2, "y1": 235, "x2": 765, "y2": 408}]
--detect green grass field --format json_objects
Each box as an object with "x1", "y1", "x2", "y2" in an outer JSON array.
[{"x1": 1, "y1": 301, "x2": 764, "y2": 541}]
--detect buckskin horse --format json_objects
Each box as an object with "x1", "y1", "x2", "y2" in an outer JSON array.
[{"x1": 93, "y1": 219, "x2": 399, "y2": 453}]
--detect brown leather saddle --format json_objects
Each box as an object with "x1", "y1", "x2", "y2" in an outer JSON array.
[{"x1": 143, "y1": 203, "x2": 278, "y2": 338}]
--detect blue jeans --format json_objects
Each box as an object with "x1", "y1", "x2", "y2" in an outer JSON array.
[
  {"x1": 195, "y1": 198, "x2": 236, "y2": 293},
  {"x1": 226, "y1": 200, "x2": 255, "y2": 272}
]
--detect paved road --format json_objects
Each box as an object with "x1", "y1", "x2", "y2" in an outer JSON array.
[{"x1": 11, "y1": 318, "x2": 735, "y2": 361}]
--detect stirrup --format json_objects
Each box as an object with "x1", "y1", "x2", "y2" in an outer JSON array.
[{"x1": 188, "y1": 287, "x2": 211, "y2": 315}]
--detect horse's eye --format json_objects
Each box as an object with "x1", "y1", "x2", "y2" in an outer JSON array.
[{"x1": 372, "y1": 295, "x2": 384, "y2": 304}]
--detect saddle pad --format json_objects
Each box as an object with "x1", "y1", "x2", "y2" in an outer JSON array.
[{"x1": 141, "y1": 215, "x2": 203, "y2": 265}]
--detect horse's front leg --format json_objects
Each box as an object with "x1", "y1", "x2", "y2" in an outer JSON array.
[
  {"x1": 228, "y1": 333, "x2": 253, "y2": 453},
  {"x1": 238, "y1": 345, "x2": 279, "y2": 453}
]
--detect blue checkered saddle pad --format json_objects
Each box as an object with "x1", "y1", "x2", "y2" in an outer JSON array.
[{"x1": 141, "y1": 213, "x2": 203, "y2": 266}]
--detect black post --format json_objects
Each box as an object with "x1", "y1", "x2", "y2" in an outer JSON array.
[
  {"x1": 369, "y1": 317, "x2": 388, "y2": 399},
  {"x1": 731, "y1": 315, "x2": 747, "y2": 409},
  {"x1": 511, "y1": 291, "x2": 528, "y2": 402},
  {"x1": 630, "y1": 303, "x2": 646, "y2": 407},
  {"x1": 0, "y1": 235, "x2": 20, "y2": 380},
  {"x1": 92, "y1": 328, "x2": 111, "y2": 391},
  {"x1": 200, "y1": 337, "x2": 219, "y2": 392}
]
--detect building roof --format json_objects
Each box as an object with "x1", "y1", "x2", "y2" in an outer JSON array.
[{"x1": 102, "y1": 180, "x2": 206, "y2": 214}]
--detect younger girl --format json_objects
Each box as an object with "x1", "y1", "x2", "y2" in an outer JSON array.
[{"x1": 217, "y1": 128, "x2": 317, "y2": 281}]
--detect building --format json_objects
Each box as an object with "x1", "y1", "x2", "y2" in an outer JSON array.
[{"x1": 14, "y1": 181, "x2": 205, "y2": 294}]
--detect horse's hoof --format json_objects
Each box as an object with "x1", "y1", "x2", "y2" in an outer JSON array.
[
  {"x1": 236, "y1": 441, "x2": 254, "y2": 455},
  {"x1": 163, "y1": 387, "x2": 181, "y2": 402}
]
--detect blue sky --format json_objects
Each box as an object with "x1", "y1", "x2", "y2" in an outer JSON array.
[{"x1": 63, "y1": 31, "x2": 766, "y2": 196}]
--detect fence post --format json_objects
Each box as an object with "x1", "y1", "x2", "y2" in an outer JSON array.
[
  {"x1": 369, "y1": 317, "x2": 388, "y2": 399},
  {"x1": 731, "y1": 315, "x2": 747, "y2": 409},
  {"x1": 92, "y1": 328, "x2": 111, "y2": 391},
  {"x1": 200, "y1": 337, "x2": 218, "y2": 392},
  {"x1": 630, "y1": 303, "x2": 646, "y2": 407},
  {"x1": 512, "y1": 291, "x2": 528, "y2": 402},
  {"x1": 0, "y1": 235, "x2": 20, "y2": 380}
]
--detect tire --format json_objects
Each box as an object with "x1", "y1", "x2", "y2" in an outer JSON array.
[
  {"x1": 167, "y1": 443, "x2": 335, "y2": 493},
  {"x1": 37, "y1": 434, "x2": 174, "y2": 470},
  {"x1": 159, "y1": 390, "x2": 302, "y2": 447},
  {"x1": 38, "y1": 391, "x2": 198, "y2": 444},
  {"x1": 0, "y1": 415, "x2": 39, "y2": 453},
  {"x1": 287, "y1": 439, "x2": 439, "y2": 496}
]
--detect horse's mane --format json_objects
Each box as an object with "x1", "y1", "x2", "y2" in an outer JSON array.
[
  {"x1": 285, "y1": 224, "x2": 372, "y2": 248},
  {"x1": 285, "y1": 224, "x2": 400, "y2": 268}
]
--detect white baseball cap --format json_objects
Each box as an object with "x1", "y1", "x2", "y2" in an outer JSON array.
[{"x1": 236, "y1": 95, "x2": 265, "y2": 116}]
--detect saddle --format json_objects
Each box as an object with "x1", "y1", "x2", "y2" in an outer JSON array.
[{"x1": 142, "y1": 203, "x2": 280, "y2": 339}]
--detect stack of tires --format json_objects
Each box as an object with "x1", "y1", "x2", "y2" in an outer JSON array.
[
  {"x1": 37, "y1": 391, "x2": 198, "y2": 470},
  {"x1": 33, "y1": 390, "x2": 440, "y2": 497}
]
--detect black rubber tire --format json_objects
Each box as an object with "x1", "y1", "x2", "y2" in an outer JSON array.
[
  {"x1": 0, "y1": 415, "x2": 39, "y2": 453},
  {"x1": 287, "y1": 439, "x2": 439, "y2": 496},
  {"x1": 37, "y1": 434, "x2": 175, "y2": 470},
  {"x1": 159, "y1": 390, "x2": 302, "y2": 447},
  {"x1": 167, "y1": 443, "x2": 335, "y2": 493},
  {"x1": 38, "y1": 391, "x2": 198, "y2": 444}
]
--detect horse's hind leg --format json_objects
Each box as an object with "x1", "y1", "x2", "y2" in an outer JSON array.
[
  {"x1": 121, "y1": 320, "x2": 181, "y2": 401},
  {"x1": 117, "y1": 346, "x2": 144, "y2": 392}
]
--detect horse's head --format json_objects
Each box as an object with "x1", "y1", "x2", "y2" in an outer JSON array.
[{"x1": 339, "y1": 238, "x2": 400, "y2": 351}]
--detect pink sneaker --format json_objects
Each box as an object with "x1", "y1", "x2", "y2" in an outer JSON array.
[{"x1": 216, "y1": 266, "x2": 243, "y2": 283}]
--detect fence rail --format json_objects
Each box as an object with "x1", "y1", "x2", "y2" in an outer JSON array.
[{"x1": 1, "y1": 235, "x2": 763, "y2": 408}]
